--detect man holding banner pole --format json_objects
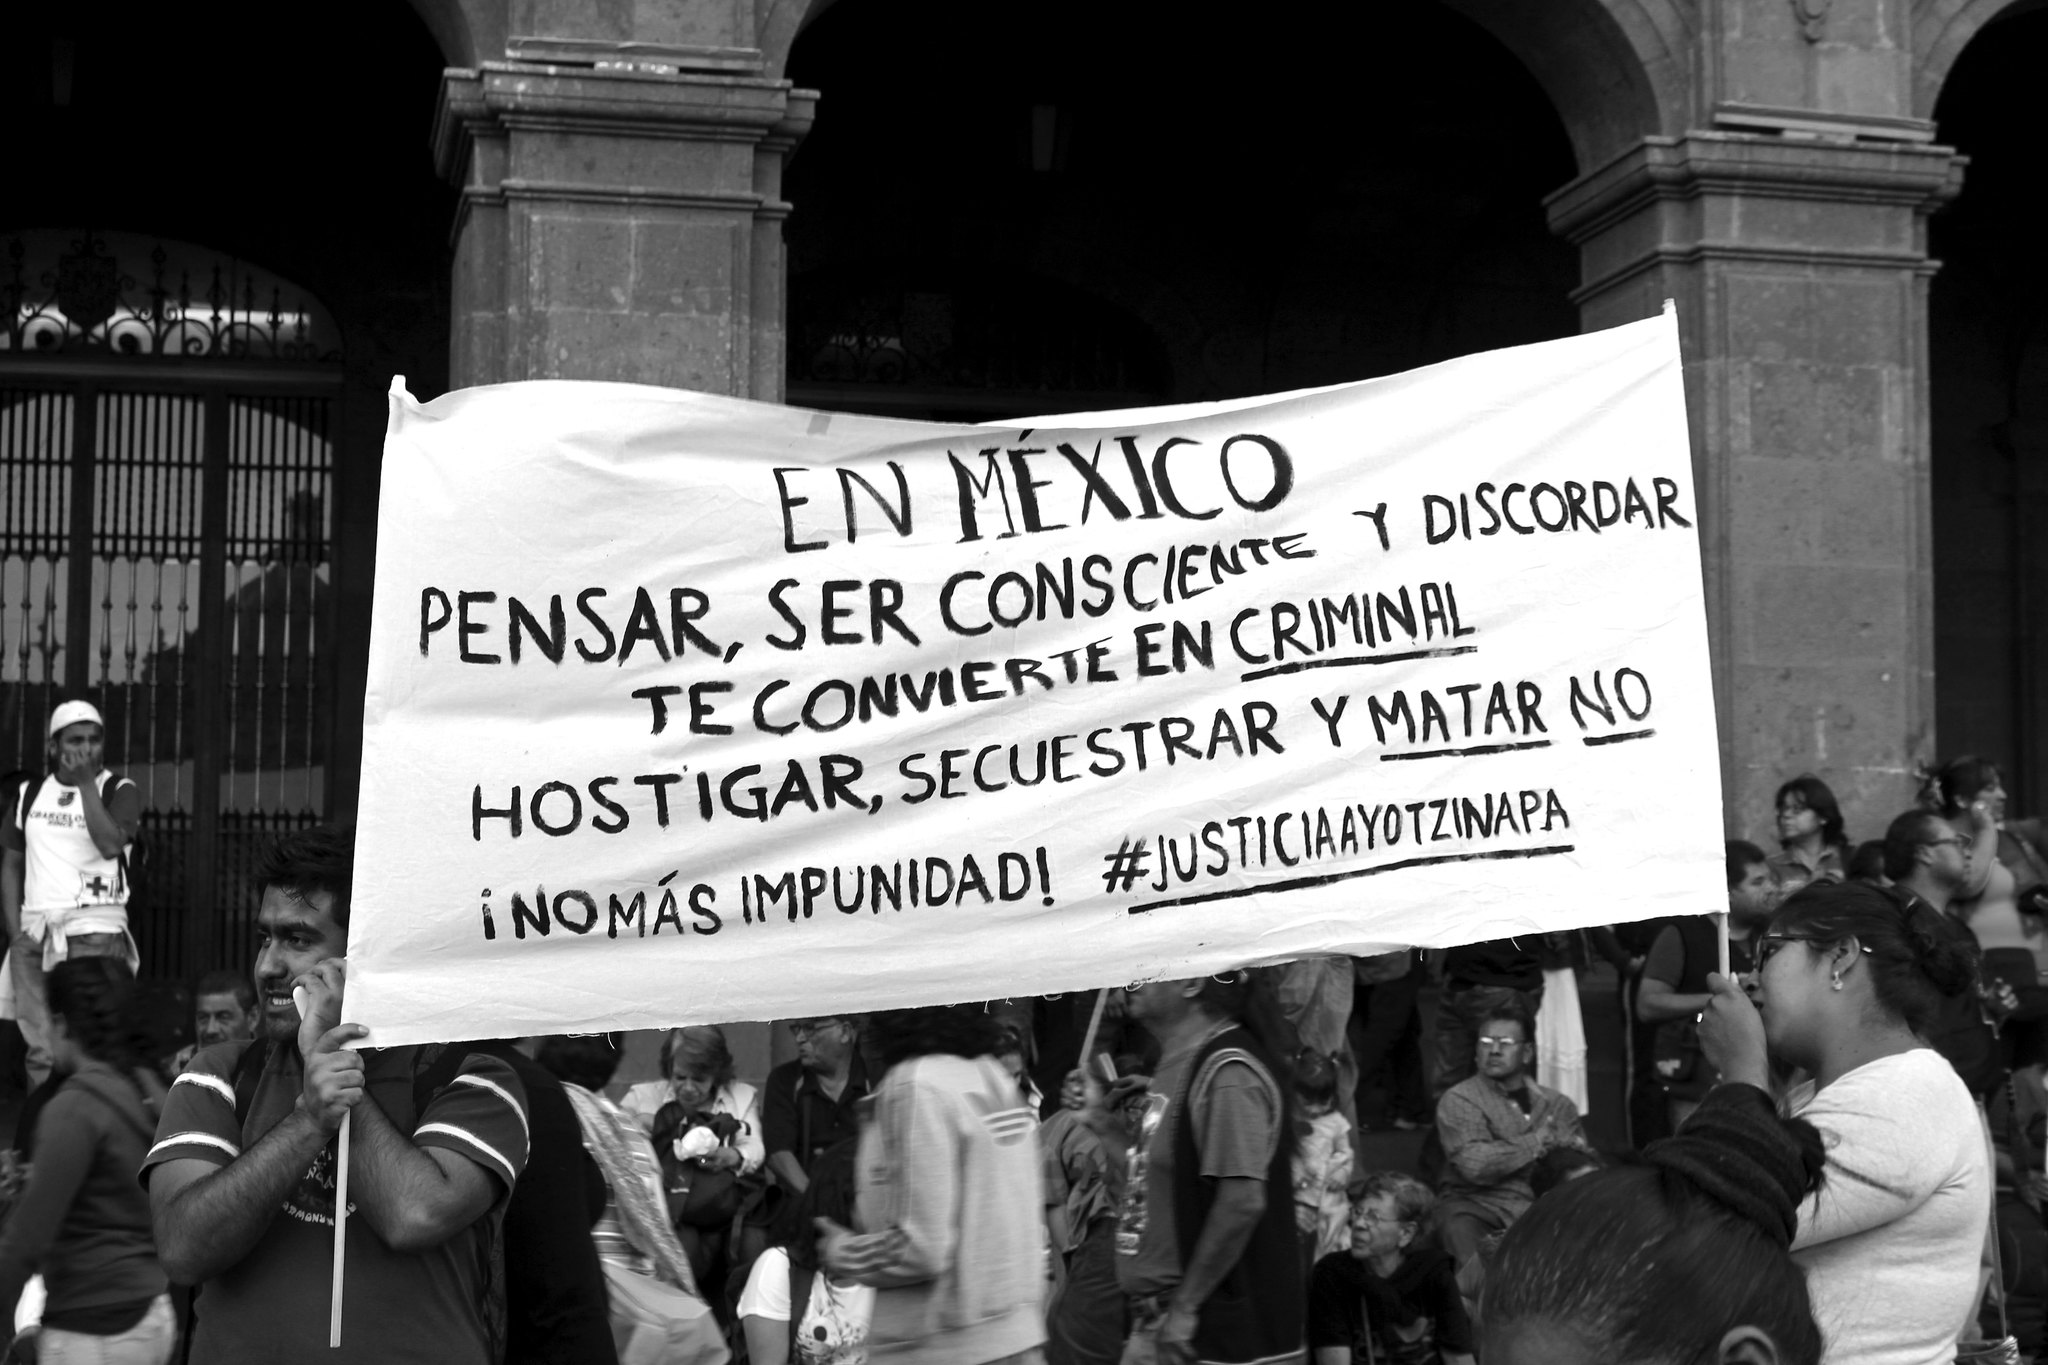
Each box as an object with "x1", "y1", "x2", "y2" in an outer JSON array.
[{"x1": 142, "y1": 827, "x2": 532, "y2": 1363}]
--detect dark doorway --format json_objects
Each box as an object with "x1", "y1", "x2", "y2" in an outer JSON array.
[
  {"x1": 2, "y1": 2, "x2": 453, "y2": 981},
  {"x1": 784, "y1": 0, "x2": 1580, "y2": 419},
  {"x1": 1929, "y1": 5, "x2": 2048, "y2": 807}
]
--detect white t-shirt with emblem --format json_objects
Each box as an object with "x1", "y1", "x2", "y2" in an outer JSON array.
[
  {"x1": 738, "y1": 1246, "x2": 876, "y2": 1365},
  {"x1": 18, "y1": 773, "x2": 134, "y2": 922}
]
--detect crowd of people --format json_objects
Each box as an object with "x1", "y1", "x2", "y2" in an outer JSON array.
[{"x1": 0, "y1": 703, "x2": 2045, "y2": 1364}]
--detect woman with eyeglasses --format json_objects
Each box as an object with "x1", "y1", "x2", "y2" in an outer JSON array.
[
  {"x1": 1307, "y1": 1171, "x2": 1472, "y2": 1365},
  {"x1": 1769, "y1": 774, "x2": 1852, "y2": 891},
  {"x1": 1699, "y1": 879, "x2": 1990, "y2": 1365},
  {"x1": 619, "y1": 1026, "x2": 764, "y2": 1296}
]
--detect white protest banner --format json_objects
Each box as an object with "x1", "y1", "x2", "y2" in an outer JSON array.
[{"x1": 348, "y1": 309, "x2": 1722, "y2": 1045}]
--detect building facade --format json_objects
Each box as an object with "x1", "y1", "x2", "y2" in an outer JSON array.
[{"x1": 4, "y1": 0, "x2": 2043, "y2": 975}]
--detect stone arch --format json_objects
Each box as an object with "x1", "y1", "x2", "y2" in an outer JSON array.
[
  {"x1": 1916, "y1": 0, "x2": 2048, "y2": 117},
  {"x1": 764, "y1": 0, "x2": 840, "y2": 79},
  {"x1": 400, "y1": 0, "x2": 493, "y2": 67},
  {"x1": 1436, "y1": 0, "x2": 1683, "y2": 173}
]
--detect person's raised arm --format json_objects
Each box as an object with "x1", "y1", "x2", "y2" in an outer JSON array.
[
  {"x1": 302, "y1": 958, "x2": 523, "y2": 1253},
  {"x1": 343, "y1": 1080, "x2": 504, "y2": 1251},
  {"x1": 1635, "y1": 927, "x2": 1706, "y2": 1023},
  {"x1": 149, "y1": 1023, "x2": 362, "y2": 1284},
  {"x1": 64, "y1": 758, "x2": 137, "y2": 860},
  {"x1": 1696, "y1": 972, "x2": 1771, "y2": 1093},
  {"x1": 1636, "y1": 976, "x2": 1712, "y2": 1023},
  {"x1": 1957, "y1": 802, "x2": 2000, "y2": 902}
]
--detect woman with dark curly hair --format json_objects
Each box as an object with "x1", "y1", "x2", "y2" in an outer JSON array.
[
  {"x1": 1700, "y1": 880, "x2": 1990, "y2": 1365},
  {"x1": 1769, "y1": 774, "x2": 1850, "y2": 890},
  {"x1": 1479, "y1": 1082, "x2": 1825, "y2": 1364},
  {"x1": 0, "y1": 957, "x2": 172, "y2": 1364}
]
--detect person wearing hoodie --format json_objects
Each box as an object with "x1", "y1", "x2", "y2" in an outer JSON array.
[{"x1": 816, "y1": 1004, "x2": 1046, "y2": 1365}]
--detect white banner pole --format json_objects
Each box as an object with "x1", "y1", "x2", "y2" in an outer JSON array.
[{"x1": 330, "y1": 1110, "x2": 351, "y2": 1348}]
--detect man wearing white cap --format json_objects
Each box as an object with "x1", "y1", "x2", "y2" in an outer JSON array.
[{"x1": 1, "y1": 699, "x2": 143, "y2": 1087}]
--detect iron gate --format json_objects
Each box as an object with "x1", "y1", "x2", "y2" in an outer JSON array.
[{"x1": 2, "y1": 230, "x2": 342, "y2": 982}]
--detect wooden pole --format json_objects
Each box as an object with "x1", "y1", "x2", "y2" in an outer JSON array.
[{"x1": 1078, "y1": 987, "x2": 1111, "y2": 1082}]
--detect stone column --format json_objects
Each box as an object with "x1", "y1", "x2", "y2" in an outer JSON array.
[
  {"x1": 433, "y1": 54, "x2": 813, "y2": 397},
  {"x1": 1546, "y1": 131, "x2": 1961, "y2": 837}
]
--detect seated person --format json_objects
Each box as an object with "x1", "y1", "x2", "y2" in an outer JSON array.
[
  {"x1": 1431, "y1": 1000, "x2": 1589, "y2": 1267},
  {"x1": 625, "y1": 1026, "x2": 762, "y2": 1295},
  {"x1": 1307, "y1": 1172, "x2": 1473, "y2": 1365},
  {"x1": 736, "y1": 1137, "x2": 875, "y2": 1365}
]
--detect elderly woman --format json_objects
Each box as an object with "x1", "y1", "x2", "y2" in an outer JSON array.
[
  {"x1": 622, "y1": 1026, "x2": 766, "y2": 1174},
  {"x1": 620, "y1": 1025, "x2": 762, "y2": 1293},
  {"x1": 1701, "y1": 880, "x2": 1990, "y2": 1365},
  {"x1": 1307, "y1": 1172, "x2": 1472, "y2": 1365}
]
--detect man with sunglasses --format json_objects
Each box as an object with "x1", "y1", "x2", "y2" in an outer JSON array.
[
  {"x1": 1431, "y1": 999, "x2": 1588, "y2": 1270},
  {"x1": 762, "y1": 1015, "x2": 871, "y2": 1198}
]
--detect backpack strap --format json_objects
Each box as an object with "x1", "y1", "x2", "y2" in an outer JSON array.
[
  {"x1": 16, "y1": 774, "x2": 46, "y2": 831},
  {"x1": 411, "y1": 1043, "x2": 473, "y2": 1125},
  {"x1": 65, "y1": 1067, "x2": 162, "y2": 1146},
  {"x1": 231, "y1": 1037, "x2": 272, "y2": 1127},
  {"x1": 787, "y1": 1257, "x2": 818, "y2": 1359}
]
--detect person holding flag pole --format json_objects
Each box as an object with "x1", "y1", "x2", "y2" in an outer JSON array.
[{"x1": 141, "y1": 826, "x2": 533, "y2": 1363}]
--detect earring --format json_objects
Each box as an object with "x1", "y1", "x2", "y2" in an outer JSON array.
[{"x1": 1831, "y1": 972, "x2": 1844, "y2": 991}]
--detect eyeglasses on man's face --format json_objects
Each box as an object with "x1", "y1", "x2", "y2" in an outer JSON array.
[
  {"x1": 789, "y1": 1019, "x2": 846, "y2": 1039},
  {"x1": 1476, "y1": 1035, "x2": 1524, "y2": 1051}
]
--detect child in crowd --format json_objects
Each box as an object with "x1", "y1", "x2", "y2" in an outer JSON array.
[{"x1": 1292, "y1": 1050, "x2": 1353, "y2": 1261}]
